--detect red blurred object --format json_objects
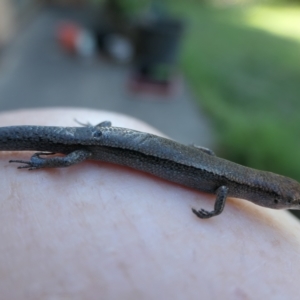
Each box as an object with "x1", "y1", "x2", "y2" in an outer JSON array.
[
  {"x1": 128, "y1": 74, "x2": 181, "y2": 97},
  {"x1": 57, "y1": 22, "x2": 81, "y2": 53}
]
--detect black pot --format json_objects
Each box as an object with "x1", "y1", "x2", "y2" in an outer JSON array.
[{"x1": 135, "y1": 19, "x2": 183, "y2": 82}]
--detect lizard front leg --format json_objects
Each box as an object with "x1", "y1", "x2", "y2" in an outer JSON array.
[{"x1": 192, "y1": 186, "x2": 228, "y2": 219}]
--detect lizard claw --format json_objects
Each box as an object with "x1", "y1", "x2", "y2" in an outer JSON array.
[
  {"x1": 9, "y1": 153, "x2": 57, "y2": 170},
  {"x1": 191, "y1": 208, "x2": 214, "y2": 219},
  {"x1": 9, "y1": 160, "x2": 37, "y2": 170}
]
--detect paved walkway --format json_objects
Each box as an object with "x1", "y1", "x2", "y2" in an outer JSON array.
[{"x1": 0, "y1": 7, "x2": 214, "y2": 146}]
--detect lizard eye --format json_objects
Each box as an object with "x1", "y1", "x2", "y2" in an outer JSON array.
[{"x1": 92, "y1": 131, "x2": 102, "y2": 138}]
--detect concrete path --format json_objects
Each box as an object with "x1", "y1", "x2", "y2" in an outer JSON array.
[{"x1": 0, "y1": 7, "x2": 214, "y2": 146}]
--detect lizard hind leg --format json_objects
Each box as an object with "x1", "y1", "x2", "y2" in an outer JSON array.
[
  {"x1": 192, "y1": 186, "x2": 228, "y2": 219},
  {"x1": 9, "y1": 150, "x2": 92, "y2": 170},
  {"x1": 74, "y1": 119, "x2": 93, "y2": 127},
  {"x1": 95, "y1": 121, "x2": 112, "y2": 128},
  {"x1": 74, "y1": 120, "x2": 112, "y2": 128}
]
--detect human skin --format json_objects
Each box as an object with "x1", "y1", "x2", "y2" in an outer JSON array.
[{"x1": 0, "y1": 108, "x2": 300, "y2": 300}]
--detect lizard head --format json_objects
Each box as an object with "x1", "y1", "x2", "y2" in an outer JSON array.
[{"x1": 270, "y1": 174, "x2": 300, "y2": 210}]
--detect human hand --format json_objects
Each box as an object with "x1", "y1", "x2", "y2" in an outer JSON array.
[{"x1": 1, "y1": 108, "x2": 300, "y2": 299}]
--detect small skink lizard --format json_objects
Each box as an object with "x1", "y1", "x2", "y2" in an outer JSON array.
[{"x1": 0, "y1": 121, "x2": 300, "y2": 219}]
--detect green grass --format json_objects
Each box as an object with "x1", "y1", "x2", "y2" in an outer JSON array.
[
  {"x1": 166, "y1": 2, "x2": 300, "y2": 180},
  {"x1": 244, "y1": 6, "x2": 300, "y2": 42}
]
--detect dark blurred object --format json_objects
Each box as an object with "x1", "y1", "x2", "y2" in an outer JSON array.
[
  {"x1": 54, "y1": 0, "x2": 184, "y2": 94},
  {"x1": 128, "y1": 18, "x2": 183, "y2": 95},
  {"x1": 91, "y1": 0, "x2": 141, "y2": 63},
  {"x1": 93, "y1": 30, "x2": 135, "y2": 63},
  {"x1": 45, "y1": 0, "x2": 88, "y2": 6},
  {"x1": 135, "y1": 19, "x2": 183, "y2": 83}
]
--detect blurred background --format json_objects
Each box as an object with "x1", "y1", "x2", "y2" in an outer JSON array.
[{"x1": 0, "y1": 0, "x2": 300, "y2": 215}]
